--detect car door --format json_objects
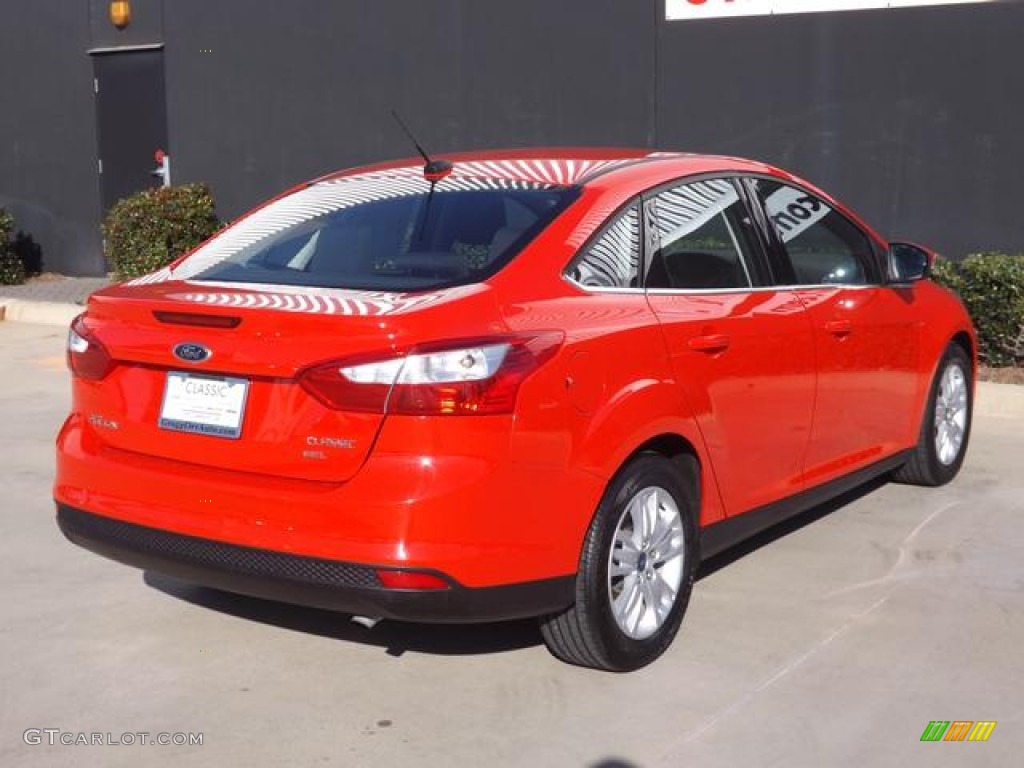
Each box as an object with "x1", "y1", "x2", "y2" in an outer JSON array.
[
  {"x1": 746, "y1": 177, "x2": 922, "y2": 486},
  {"x1": 644, "y1": 177, "x2": 816, "y2": 517}
]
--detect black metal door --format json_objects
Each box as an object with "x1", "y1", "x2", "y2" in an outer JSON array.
[{"x1": 93, "y1": 49, "x2": 169, "y2": 212}]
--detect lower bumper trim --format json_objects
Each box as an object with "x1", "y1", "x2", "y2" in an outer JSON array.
[{"x1": 56, "y1": 504, "x2": 575, "y2": 623}]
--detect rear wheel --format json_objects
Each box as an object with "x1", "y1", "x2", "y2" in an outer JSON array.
[
  {"x1": 539, "y1": 453, "x2": 698, "y2": 671},
  {"x1": 892, "y1": 343, "x2": 973, "y2": 487}
]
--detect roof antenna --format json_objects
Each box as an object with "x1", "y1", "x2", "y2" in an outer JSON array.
[{"x1": 391, "y1": 110, "x2": 453, "y2": 183}]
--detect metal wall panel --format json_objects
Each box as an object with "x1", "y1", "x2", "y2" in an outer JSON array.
[
  {"x1": 1, "y1": 1, "x2": 1021, "y2": 274},
  {"x1": 161, "y1": 0, "x2": 657, "y2": 223},
  {"x1": 0, "y1": 0, "x2": 104, "y2": 275},
  {"x1": 656, "y1": 2, "x2": 1024, "y2": 256}
]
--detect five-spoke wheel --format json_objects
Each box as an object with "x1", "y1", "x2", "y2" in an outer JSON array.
[
  {"x1": 540, "y1": 454, "x2": 697, "y2": 672},
  {"x1": 608, "y1": 487, "x2": 686, "y2": 640},
  {"x1": 893, "y1": 342, "x2": 973, "y2": 486}
]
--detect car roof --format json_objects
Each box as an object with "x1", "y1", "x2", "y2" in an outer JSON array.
[{"x1": 312, "y1": 148, "x2": 784, "y2": 190}]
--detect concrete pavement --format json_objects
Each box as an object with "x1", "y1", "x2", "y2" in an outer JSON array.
[
  {"x1": 0, "y1": 275, "x2": 108, "y2": 306},
  {"x1": 1, "y1": 321, "x2": 1022, "y2": 768},
  {"x1": 0, "y1": 276, "x2": 107, "y2": 325}
]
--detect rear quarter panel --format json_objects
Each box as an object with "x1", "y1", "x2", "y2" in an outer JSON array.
[{"x1": 499, "y1": 290, "x2": 727, "y2": 533}]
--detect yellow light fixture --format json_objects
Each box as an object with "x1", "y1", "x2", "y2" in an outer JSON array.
[{"x1": 109, "y1": 0, "x2": 132, "y2": 30}]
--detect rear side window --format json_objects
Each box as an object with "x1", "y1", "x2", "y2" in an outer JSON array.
[
  {"x1": 752, "y1": 179, "x2": 876, "y2": 286},
  {"x1": 647, "y1": 178, "x2": 757, "y2": 290},
  {"x1": 172, "y1": 174, "x2": 580, "y2": 292},
  {"x1": 566, "y1": 205, "x2": 641, "y2": 289}
]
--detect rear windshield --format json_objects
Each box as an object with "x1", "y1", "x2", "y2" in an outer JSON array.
[{"x1": 174, "y1": 173, "x2": 580, "y2": 292}]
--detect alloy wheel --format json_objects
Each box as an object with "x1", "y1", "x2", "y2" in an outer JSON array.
[
  {"x1": 607, "y1": 486, "x2": 686, "y2": 640},
  {"x1": 934, "y1": 362, "x2": 968, "y2": 466}
]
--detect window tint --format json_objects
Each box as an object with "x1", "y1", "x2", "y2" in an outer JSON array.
[
  {"x1": 753, "y1": 179, "x2": 875, "y2": 286},
  {"x1": 175, "y1": 178, "x2": 580, "y2": 292},
  {"x1": 568, "y1": 205, "x2": 641, "y2": 289},
  {"x1": 647, "y1": 178, "x2": 756, "y2": 290}
]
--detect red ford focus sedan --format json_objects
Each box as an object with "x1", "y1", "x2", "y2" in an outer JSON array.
[{"x1": 56, "y1": 149, "x2": 975, "y2": 671}]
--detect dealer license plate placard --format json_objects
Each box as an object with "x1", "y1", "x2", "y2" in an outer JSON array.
[{"x1": 158, "y1": 372, "x2": 249, "y2": 439}]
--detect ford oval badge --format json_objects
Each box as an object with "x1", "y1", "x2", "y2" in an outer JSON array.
[{"x1": 173, "y1": 342, "x2": 212, "y2": 363}]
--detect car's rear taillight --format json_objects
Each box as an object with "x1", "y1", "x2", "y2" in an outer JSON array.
[
  {"x1": 299, "y1": 333, "x2": 562, "y2": 415},
  {"x1": 67, "y1": 315, "x2": 113, "y2": 381}
]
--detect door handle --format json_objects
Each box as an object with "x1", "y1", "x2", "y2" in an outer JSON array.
[
  {"x1": 688, "y1": 334, "x2": 731, "y2": 353},
  {"x1": 825, "y1": 319, "x2": 852, "y2": 337}
]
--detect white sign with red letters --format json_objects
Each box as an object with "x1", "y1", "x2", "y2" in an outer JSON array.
[{"x1": 667, "y1": 0, "x2": 999, "y2": 21}]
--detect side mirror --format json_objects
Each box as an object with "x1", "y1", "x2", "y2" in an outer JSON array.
[{"x1": 887, "y1": 241, "x2": 936, "y2": 283}]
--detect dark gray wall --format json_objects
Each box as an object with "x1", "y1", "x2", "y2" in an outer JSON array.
[
  {"x1": 0, "y1": 0, "x2": 165, "y2": 276},
  {"x1": 656, "y1": 2, "x2": 1024, "y2": 256},
  {"x1": 163, "y1": 0, "x2": 657, "y2": 221},
  {"x1": 1, "y1": 1, "x2": 1022, "y2": 275},
  {"x1": 0, "y1": 1, "x2": 104, "y2": 275}
]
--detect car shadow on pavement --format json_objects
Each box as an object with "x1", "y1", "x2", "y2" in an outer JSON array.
[
  {"x1": 142, "y1": 475, "x2": 890, "y2": 658},
  {"x1": 143, "y1": 571, "x2": 543, "y2": 657},
  {"x1": 696, "y1": 476, "x2": 889, "y2": 580}
]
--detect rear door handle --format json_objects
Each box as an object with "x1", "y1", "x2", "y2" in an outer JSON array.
[
  {"x1": 688, "y1": 334, "x2": 731, "y2": 353},
  {"x1": 825, "y1": 319, "x2": 852, "y2": 337}
]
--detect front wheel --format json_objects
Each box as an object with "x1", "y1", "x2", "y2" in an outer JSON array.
[
  {"x1": 539, "y1": 453, "x2": 698, "y2": 671},
  {"x1": 892, "y1": 342, "x2": 973, "y2": 487}
]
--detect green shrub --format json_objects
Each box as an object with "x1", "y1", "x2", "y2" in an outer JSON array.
[
  {"x1": 932, "y1": 252, "x2": 1024, "y2": 367},
  {"x1": 0, "y1": 208, "x2": 26, "y2": 286},
  {"x1": 103, "y1": 183, "x2": 221, "y2": 279}
]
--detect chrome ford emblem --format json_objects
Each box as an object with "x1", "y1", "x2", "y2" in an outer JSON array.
[{"x1": 173, "y1": 342, "x2": 212, "y2": 363}]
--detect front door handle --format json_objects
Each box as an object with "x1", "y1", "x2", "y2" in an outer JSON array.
[
  {"x1": 825, "y1": 319, "x2": 852, "y2": 337},
  {"x1": 688, "y1": 334, "x2": 731, "y2": 353}
]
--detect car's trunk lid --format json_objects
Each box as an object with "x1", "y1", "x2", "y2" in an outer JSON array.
[{"x1": 77, "y1": 280, "x2": 499, "y2": 483}]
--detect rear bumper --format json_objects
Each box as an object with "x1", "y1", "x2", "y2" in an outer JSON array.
[
  {"x1": 55, "y1": 414, "x2": 603, "y2": 587},
  {"x1": 57, "y1": 504, "x2": 575, "y2": 623}
]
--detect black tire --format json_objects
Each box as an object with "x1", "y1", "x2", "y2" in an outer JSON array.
[
  {"x1": 539, "y1": 453, "x2": 698, "y2": 672},
  {"x1": 892, "y1": 342, "x2": 973, "y2": 487}
]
